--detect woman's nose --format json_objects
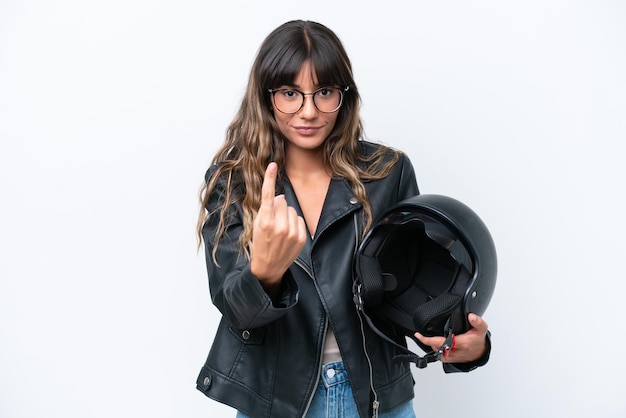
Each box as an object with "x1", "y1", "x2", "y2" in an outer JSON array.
[{"x1": 298, "y1": 94, "x2": 318, "y2": 118}]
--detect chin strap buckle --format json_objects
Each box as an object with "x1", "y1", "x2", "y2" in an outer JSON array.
[
  {"x1": 435, "y1": 327, "x2": 456, "y2": 359},
  {"x1": 411, "y1": 320, "x2": 456, "y2": 368}
]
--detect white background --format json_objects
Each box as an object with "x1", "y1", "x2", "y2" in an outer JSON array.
[{"x1": 1, "y1": 1, "x2": 625, "y2": 417}]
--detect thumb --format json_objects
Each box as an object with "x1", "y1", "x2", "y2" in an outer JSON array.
[{"x1": 468, "y1": 313, "x2": 489, "y2": 334}]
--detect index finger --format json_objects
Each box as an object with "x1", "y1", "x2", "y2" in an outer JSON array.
[{"x1": 260, "y1": 162, "x2": 278, "y2": 208}]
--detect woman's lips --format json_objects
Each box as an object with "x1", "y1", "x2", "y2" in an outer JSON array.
[{"x1": 294, "y1": 126, "x2": 320, "y2": 136}]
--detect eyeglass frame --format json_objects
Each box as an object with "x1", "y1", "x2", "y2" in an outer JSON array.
[{"x1": 267, "y1": 86, "x2": 350, "y2": 114}]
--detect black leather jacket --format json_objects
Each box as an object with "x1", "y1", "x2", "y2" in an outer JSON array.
[{"x1": 196, "y1": 142, "x2": 487, "y2": 417}]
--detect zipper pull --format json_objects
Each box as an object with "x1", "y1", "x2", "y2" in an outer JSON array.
[{"x1": 372, "y1": 400, "x2": 380, "y2": 418}]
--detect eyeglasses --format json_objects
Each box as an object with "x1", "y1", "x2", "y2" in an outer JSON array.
[{"x1": 268, "y1": 86, "x2": 349, "y2": 114}]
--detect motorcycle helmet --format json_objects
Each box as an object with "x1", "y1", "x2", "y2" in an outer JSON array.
[{"x1": 353, "y1": 194, "x2": 497, "y2": 367}]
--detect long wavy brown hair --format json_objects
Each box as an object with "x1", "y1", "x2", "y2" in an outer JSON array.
[{"x1": 197, "y1": 20, "x2": 399, "y2": 262}]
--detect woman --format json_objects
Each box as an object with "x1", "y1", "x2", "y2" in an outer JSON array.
[{"x1": 195, "y1": 20, "x2": 490, "y2": 418}]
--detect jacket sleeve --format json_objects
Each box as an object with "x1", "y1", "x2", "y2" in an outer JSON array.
[{"x1": 201, "y1": 167, "x2": 298, "y2": 330}]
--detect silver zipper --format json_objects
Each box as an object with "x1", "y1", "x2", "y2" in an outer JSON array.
[
  {"x1": 353, "y1": 213, "x2": 380, "y2": 418},
  {"x1": 302, "y1": 317, "x2": 328, "y2": 417},
  {"x1": 356, "y1": 302, "x2": 380, "y2": 418},
  {"x1": 293, "y1": 258, "x2": 324, "y2": 418}
]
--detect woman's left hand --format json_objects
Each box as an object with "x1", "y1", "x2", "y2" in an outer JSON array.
[{"x1": 414, "y1": 313, "x2": 489, "y2": 363}]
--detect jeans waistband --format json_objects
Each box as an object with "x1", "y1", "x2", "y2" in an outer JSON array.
[{"x1": 320, "y1": 361, "x2": 348, "y2": 388}]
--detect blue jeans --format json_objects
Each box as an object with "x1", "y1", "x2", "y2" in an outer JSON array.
[{"x1": 236, "y1": 361, "x2": 415, "y2": 418}]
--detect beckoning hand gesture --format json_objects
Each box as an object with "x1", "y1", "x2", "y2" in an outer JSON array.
[{"x1": 250, "y1": 162, "x2": 307, "y2": 296}]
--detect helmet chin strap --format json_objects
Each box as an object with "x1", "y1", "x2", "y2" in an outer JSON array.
[
  {"x1": 397, "y1": 319, "x2": 455, "y2": 368},
  {"x1": 354, "y1": 284, "x2": 455, "y2": 369}
]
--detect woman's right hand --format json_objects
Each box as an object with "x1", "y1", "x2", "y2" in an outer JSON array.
[{"x1": 250, "y1": 162, "x2": 307, "y2": 296}]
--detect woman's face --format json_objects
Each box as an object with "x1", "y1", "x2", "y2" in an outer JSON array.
[{"x1": 271, "y1": 61, "x2": 339, "y2": 153}]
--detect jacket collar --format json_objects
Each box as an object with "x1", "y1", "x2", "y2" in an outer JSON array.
[{"x1": 281, "y1": 176, "x2": 362, "y2": 270}]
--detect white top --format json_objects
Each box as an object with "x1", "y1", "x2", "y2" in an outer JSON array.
[{"x1": 322, "y1": 325, "x2": 342, "y2": 364}]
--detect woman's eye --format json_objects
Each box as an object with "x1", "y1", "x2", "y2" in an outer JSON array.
[{"x1": 318, "y1": 88, "x2": 331, "y2": 96}]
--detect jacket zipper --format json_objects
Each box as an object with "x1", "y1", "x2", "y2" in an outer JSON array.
[
  {"x1": 302, "y1": 317, "x2": 328, "y2": 417},
  {"x1": 356, "y1": 303, "x2": 380, "y2": 417},
  {"x1": 353, "y1": 213, "x2": 380, "y2": 418},
  {"x1": 293, "y1": 257, "x2": 325, "y2": 418}
]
